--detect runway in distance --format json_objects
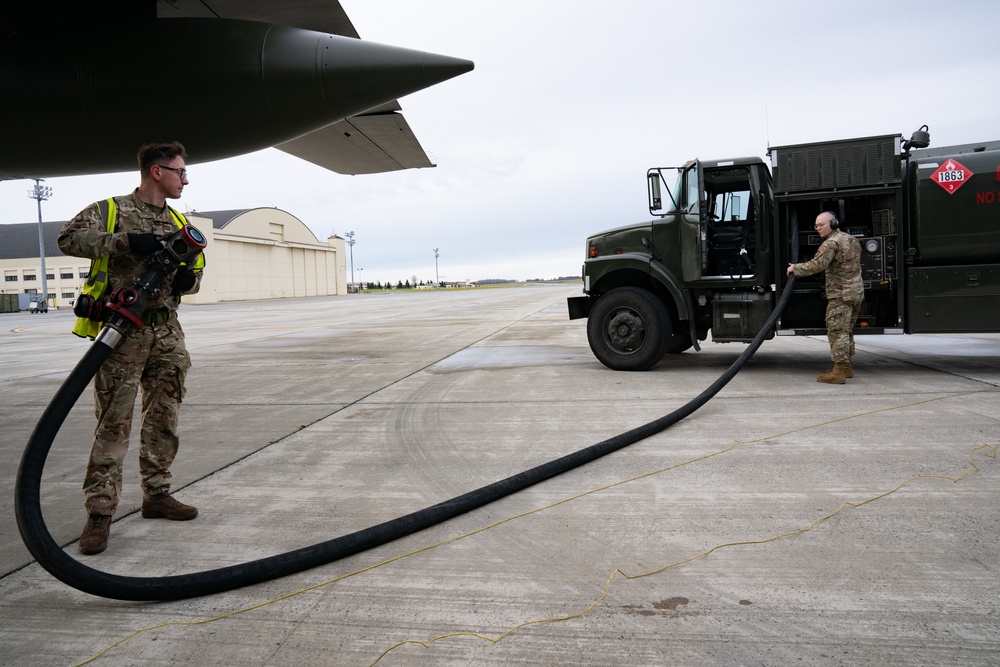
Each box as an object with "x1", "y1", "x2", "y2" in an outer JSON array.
[{"x1": 0, "y1": 0, "x2": 474, "y2": 180}]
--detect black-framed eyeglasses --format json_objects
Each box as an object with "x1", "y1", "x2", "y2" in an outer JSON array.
[{"x1": 157, "y1": 165, "x2": 188, "y2": 179}]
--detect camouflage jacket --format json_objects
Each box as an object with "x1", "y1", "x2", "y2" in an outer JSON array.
[
  {"x1": 57, "y1": 190, "x2": 202, "y2": 312},
  {"x1": 792, "y1": 230, "x2": 863, "y2": 301}
]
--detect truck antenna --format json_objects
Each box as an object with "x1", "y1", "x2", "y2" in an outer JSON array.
[{"x1": 765, "y1": 106, "x2": 771, "y2": 151}]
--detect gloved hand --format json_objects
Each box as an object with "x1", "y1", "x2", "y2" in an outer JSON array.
[
  {"x1": 171, "y1": 267, "x2": 197, "y2": 295},
  {"x1": 127, "y1": 233, "x2": 161, "y2": 256}
]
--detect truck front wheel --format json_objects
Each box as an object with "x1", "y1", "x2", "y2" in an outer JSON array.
[{"x1": 587, "y1": 287, "x2": 671, "y2": 371}]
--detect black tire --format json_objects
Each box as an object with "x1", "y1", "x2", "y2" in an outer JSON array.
[{"x1": 587, "y1": 287, "x2": 672, "y2": 371}]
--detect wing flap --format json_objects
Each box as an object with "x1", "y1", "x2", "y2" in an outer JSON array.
[{"x1": 276, "y1": 112, "x2": 435, "y2": 175}]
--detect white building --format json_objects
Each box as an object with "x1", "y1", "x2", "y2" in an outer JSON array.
[{"x1": 0, "y1": 207, "x2": 347, "y2": 309}]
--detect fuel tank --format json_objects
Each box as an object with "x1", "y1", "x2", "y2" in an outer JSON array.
[{"x1": 909, "y1": 140, "x2": 1000, "y2": 265}]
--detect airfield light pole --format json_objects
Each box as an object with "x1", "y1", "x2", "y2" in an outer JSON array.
[
  {"x1": 433, "y1": 248, "x2": 439, "y2": 286},
  {"x1": 345, "y1": 231, "x2": 356, "y2": 291},
  {"x1": 28, "y1": 180, "x2": 53, "y2": 308}
]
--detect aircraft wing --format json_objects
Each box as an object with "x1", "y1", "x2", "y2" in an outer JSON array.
[
  {"x1": 156, "y1": 0, "x2": 361, "y2": 38},
  {"x1": 156, "y1": 0, "x2": 433, "y2": 175}
]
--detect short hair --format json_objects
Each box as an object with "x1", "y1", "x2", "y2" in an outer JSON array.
[{"x1": 137, "y1": 141, "x2": 187, "y2": 178}]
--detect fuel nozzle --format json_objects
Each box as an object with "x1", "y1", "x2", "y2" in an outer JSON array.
[
  {"x1": 161, "y1": 225, "x2": 207, "y2": 267},
  {"x1": 93, "y1": 224, "x2": 206, "y2": 350},
  {"x1": 144, "y1": 225, "x2": 207, "y2": 278}
]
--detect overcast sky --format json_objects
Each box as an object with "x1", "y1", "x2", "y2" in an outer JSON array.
[{"x1": 2, "y1": 0, "x2": 998, "y2": 285}]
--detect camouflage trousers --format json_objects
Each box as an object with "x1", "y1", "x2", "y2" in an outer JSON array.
[
  {"x1": 825, "y1": 297, "x2": 863, "y2": 364},
  {"x1": 83, "y1": 317, "x2": 191, "y2": 516}
]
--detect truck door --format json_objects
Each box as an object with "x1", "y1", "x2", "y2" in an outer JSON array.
[{"x1": 649, "y1": 161, "x2": 704, "y2": 282}]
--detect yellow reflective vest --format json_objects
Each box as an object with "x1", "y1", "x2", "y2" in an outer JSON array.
[{"x1": 72, "y1": 198, "x2": 205, "y2": 339}]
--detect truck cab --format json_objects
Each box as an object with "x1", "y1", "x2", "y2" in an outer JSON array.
[{"x1": 568, "y1": 156, "x2": 775, "y2": 370}]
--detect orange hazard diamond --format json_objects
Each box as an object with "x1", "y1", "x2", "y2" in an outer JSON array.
[{"x1": 931, "y1": 158, "x2": 973, "y2": 194}]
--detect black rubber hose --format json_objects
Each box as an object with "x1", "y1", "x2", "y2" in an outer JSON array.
[
  {"x1": 16, "y1": 277, "x2": 795, "y2": 601},
  {"x1": 14, "y1": 341, "x2": 114, "y2": 589}
]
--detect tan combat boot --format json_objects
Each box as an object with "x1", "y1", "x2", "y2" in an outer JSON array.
[
  {"x1": 843, "y1": 362, "x2": 853, "y2": 378},
  {"x1": 79, "y1": 514, "x2": 111, "y2": 555},
  {"x1": 142, "y1": 494, "x2": 198, "y2": 520},
  {"x1": 817, "y1": 362, "x2": 850, "y2": 385}
]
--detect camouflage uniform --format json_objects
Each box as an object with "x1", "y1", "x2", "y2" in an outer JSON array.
[
  {"x1": 58, "y1": 190, "x2": 202, "y2": 516},
  {"x1": 791, "y1": 230, "x2": 863, "y2": 363}
]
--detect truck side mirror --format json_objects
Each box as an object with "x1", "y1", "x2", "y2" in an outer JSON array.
[{"x1": 648, "y1": 172, "x2": 663, "y2": 214}]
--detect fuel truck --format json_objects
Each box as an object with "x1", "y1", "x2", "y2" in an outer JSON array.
[{"x1": 568, "y1": 126, "x2": 1000, "y2": 370}]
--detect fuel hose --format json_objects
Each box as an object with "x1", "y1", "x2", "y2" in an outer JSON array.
[{"x1": 16, "y1": 254, "x2": 797, "y2": 602}]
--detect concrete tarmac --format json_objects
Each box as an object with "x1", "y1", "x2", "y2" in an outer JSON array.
[{"x1": 1, "y1": 285, "x2": 998, "y2": 666}]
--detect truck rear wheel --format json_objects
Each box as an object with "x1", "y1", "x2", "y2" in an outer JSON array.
[{"x1": 587, "y1": 287, "x2": 671, "y2": 371}]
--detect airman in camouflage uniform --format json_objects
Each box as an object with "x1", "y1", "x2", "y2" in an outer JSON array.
[
  {"x1": 58, "y1": 141, "x2": 204, "y2": 555},
  {"x1": 787, "y1": 211, "x2": 863, "y2": 384}
]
